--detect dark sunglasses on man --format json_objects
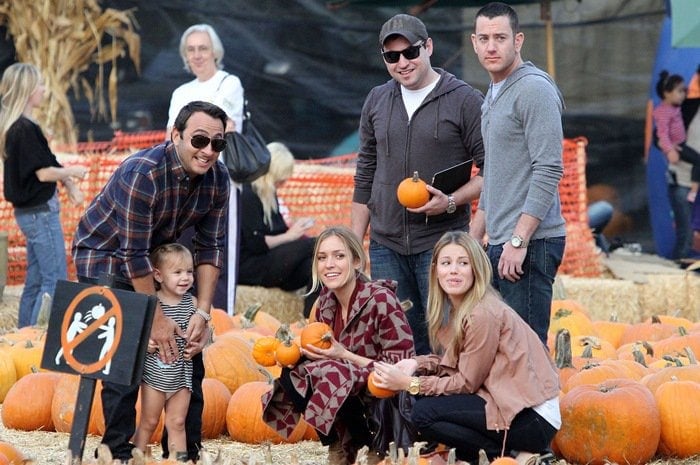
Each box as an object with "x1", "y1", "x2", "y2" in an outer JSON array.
[
  {"x1": 381, "y1": 40, "x2": 426, "y2": 64},
  {"x1": 190, "y1": 134, "x2": 227, "y2": 153}
]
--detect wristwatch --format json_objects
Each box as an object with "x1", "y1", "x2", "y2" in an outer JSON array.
[
  {"x1": 510, "y1": 235, "x2": 528, "y2": 249},
  {"x1": 407, "y1": 377, "x2": 421, "y2": 395},
  {"x1": 195, "y1": 308, "x2": 212, "y2": 323},
  {"x1": 445, "y1": 194, "x2": 456, "y2": 214}
]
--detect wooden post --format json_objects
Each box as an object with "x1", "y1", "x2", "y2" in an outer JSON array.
[{"x1": 541, "y1": 0, "x2": 556, "y2": 80}]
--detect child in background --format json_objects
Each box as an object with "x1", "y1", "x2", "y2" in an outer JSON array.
[
  {"x1": 133, "y1": 243, "x2": 198, "y2": 461},
  {"x1": 653, "y1": 70, "x2": 700, "y2": 202}
]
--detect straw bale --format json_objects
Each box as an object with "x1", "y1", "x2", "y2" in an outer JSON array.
[
  {"x1": 635, "y1": 273, "x2": 691, "y2": 321},
  {"x1": 687, "y1": 273, "x2": 700, "y2": 321},
  {"x1": 235, "y1": 285, "x2": 304, "y2": 324},
  {"x1": 558, "y1": 275, "x2": 642, "y2": 323}
]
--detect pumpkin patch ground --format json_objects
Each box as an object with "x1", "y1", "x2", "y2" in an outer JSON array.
[{"x1": 1, "y1": 285, "x2": 700, "y2": 464}]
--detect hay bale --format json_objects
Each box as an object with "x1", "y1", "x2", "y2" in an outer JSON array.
[
  {"x1": 687, "y1": 273, "x2": 700, "y2": 322},
  {"x1": 235, "y1": 285, "x2": 304, "y2": 324},
  {"x1": 635, "y1": 274, "x2": 693, "y2": 321},
  {"x1": 558, "y1": 275, "x2": 642, "y2": 323}
]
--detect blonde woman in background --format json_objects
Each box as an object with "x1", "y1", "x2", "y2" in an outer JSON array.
[
  {"x1": 238, "y1": 142, "x2": 318, "y2": 316},
  {"x1": 0, "y1": 63, "x2": 86, "y2": 328}
]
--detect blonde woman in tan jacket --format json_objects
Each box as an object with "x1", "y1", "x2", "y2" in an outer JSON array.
[{"x1": 373, "y1": 231, "x2": 560, "y2": 465}]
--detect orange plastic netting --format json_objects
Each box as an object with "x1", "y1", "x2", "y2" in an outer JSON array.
[{"x1": 0, "y1": 134, "x2": 601, "y2": 286}]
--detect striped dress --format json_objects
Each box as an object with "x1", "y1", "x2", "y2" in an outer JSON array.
[{"x1": 142, "y1": 292, "x2": 194, "y2": 392}]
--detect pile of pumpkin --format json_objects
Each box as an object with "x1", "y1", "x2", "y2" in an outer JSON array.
[
  {"x1": 2, "y1": 298, "x2": 700, "y2": 465},
  {"x1": 548, "y1": 299, "x2": 700, "y2": 464}
]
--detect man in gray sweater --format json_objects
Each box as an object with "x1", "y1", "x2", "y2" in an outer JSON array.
[
  {"x1": 352, "y1": 14, "x2": 484, "y2": 354},
  {"x1": 469, "y1": 2, "x2": 566, "y2": 345}
]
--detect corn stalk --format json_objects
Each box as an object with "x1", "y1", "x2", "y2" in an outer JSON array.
[{"x1": 0, "y1": 0, "x2": 140, "y2": 147}]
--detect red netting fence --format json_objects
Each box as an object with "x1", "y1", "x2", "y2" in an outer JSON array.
[{"x1": 0, "y1": 134, "x2": 601, "y2": 286}]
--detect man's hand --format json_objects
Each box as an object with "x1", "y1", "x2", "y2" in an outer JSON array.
[
  {"x1": 498, "y1": 243, "x2": 527, "y2": 282},
  {"x1": 150, "y1": 310, "x2": 182, "y2": 364}
]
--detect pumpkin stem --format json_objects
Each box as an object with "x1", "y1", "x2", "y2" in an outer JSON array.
[
  {"x1": 609, "y1": 312, "x2": 619, "y2": 322},
  {"x1": 411, "y1": 171, "x2": 420, "y2": 182},
  {"x1": 241, "y1": 302, "x2": 263, "y2": 328},
  {"x1": 554, "y1": 329, "x2": 575, "y2": 369},
  {"x1": 388, "y1": 441, "x2": 398, "y2": 464},
  {"x1": 651, "y1": 315, "x2": 662, "y2": 324},
  {"x1": 684, "y1": 346, "x2": 698, "y2": 365},
  {"x1": 678, "y1": 326, "x2": 688, "y2": 336},
  {"x1": 631, "y1": 346, "x2": 648, "y2": 367},
  {"x1": 275, "y1": 323, "x2": 294, "y2": 345},
  {"x1": 447, "y1": 448, "x2": 457, "y2": 465}
]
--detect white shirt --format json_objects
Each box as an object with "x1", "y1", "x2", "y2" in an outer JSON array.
[
  {"x1": 166, "y1": 69, "x2": 244, "y2": 133},
  {"x1": 401, "y1": 80, "x2": 438, "y2": 121}
]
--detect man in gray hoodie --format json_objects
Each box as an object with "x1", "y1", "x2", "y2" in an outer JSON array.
[
  {"x1": 469, "y1": 2, "x2": 566, "y2": 346},
  {"x1": 352, "y1": 14, "x2": 484, "y2": 354}
]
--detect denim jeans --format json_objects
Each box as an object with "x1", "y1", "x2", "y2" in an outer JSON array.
[
  {"x1": 411, "y1": 394, "x2": 557, "y2": 462},
  {"x1": 369, "y1": 241, "x2": 431, "y2": 355},
  {"x1": 14, "y1": 194, "x2": 67, "y2": 328},
  {"x1": 487, "y1": 237, "x2": 565, "y2": 345},
  {"x1": 668, "y1": 183, "x2": 692, "y2": 259}
]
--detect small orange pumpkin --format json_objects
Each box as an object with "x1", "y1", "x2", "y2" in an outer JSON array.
[
  {"x1": 367, "y1": 372, "x2": 396, "y2": 398},
  {"x1": 251, "y1": 336, "x2": 280, "y2": 367},
  {"x1": 300, "y1": 321, "x2": 333, "y2": 349},
  {"x1": 396, "y1": 171, "x2": 429, "y2": 208},
  {"x1": 490, "y1": 458, "x2": 518, "y2": 465},
  {"x1": 275, "y1": 340, "x2": 302, "y2": 367}
]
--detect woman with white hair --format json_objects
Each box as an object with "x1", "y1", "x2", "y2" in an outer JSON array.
[
  {"x1": 166, "y1": 23, "x2": 244, "y2": 133},
  {"x1": 238, "y1": 142, "x2": 318, "y2": 316}
]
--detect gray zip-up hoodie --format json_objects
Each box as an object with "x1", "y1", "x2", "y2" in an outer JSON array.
[
  {"x1": 478, "y1": 62, "x2": 566, "y2": 244},
  {"x1": 354, "y1": 69, "x2": 485, "y2": 255}
]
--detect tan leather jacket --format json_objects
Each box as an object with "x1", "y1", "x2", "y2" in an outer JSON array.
[{"x1": 414, "y1": 292, "x2": 560, "y2": 431}]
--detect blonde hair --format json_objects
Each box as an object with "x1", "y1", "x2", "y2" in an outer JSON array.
[
  {"x1": 0, "y1": 63, "x2": 41, "y2": 160},
  {"x1": 426, "y1": 231, "x2": 494, "y2": 357},
  {"x1": 309, "y1": 226, "x2": 367, "y2": 294},
  {"x1": 252, "y1": 142, "x2": 295, "y2": 226}
]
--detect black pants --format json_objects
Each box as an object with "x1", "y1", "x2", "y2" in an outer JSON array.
[
  {"x1": 411, "y1": 393, "x2": 557, "y2": 463},
  {"x1": 78, "y1": 275, "x2": 204, "y2": 462},
  {"x1": 679, "y1": 142, "x2": 700, "y2": 183}
]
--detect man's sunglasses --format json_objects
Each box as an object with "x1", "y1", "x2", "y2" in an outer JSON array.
[
  {"x1": 381, "y1": 41, "x2": 425, "y2": 64},
  {"x1": 190, "y1": 134, "x2": 227, "y2": 153}
]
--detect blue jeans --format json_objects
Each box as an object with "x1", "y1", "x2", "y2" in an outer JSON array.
[
  {"x1": 487, "y1": 237, "x2": 565, "y2": 345},
  {"x1": 411, "y1": 394, "x2": 557, "y2": 462},
  {"x1": 14, "y1": 194, "x2": 67, "y2": 328},
  {"x1": 369, "y1": 241, "x2": 431, "y2": 355},
  {"x1": 668, "y1": 183, "x2": 692, "y2": 259}
]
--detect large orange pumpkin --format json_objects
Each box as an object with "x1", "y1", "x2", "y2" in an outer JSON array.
[
  {"x1": 210, "y1": 307, "x2": 236, "y2": 336},
  {"x1": 231, "y1": 302, "x2": 281, "y2": 335},
  {"x1": 1, "y1": 371, "x2": 61, "y2": 431},
  {"x1": 201, "y1": 378, "x2": 232, "y2": 439},
  {"x1": 555, "y1": 378, "x2": 660, "y2": 465},
  {"x1": 0, "y1": 442, "x2": 24, "y2": 465},
  {"x1": 396, "y1": 171, "x2": 429, "y2": 208},
  {"x1": 300, "y1": 321, "x2": 333, "y2": 349},
  {"x1": 640, "y1": 364, "x2": 700, "y2": 394},
  {"x1": 0, "y1": 350, "x2": 17, "y2": 403},
  {"x1": 204, "y1": 335, "x2": 267, "y2": 394},
  {"x1": 51, "y1": 374, "x2": 104, "y2": 435},
  {"x1": 226, "y1": 381, "x2": 307, "y2": 444},
  {"x1": 654, "y1": 379, "x2": 700, "y2": 457}
]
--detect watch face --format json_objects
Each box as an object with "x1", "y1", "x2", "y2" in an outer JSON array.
[
  {"x1": 511, "y1": 236, "x2": 522, "y2": 248},
  {"x1": 446, "y1": 205, "x2": 456, "y2": 214}
]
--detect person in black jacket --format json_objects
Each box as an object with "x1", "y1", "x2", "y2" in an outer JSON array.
[
  {"x1": 0, "y1": 63, "x2": 86, "y2": 327},
  {"x1": 238, "y1": 142, "x2": 317, "y2": 316}
]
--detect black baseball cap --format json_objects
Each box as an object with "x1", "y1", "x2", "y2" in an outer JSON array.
[{"x1": 379, "y1": 14, "x2": 428, "y2": 45}]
